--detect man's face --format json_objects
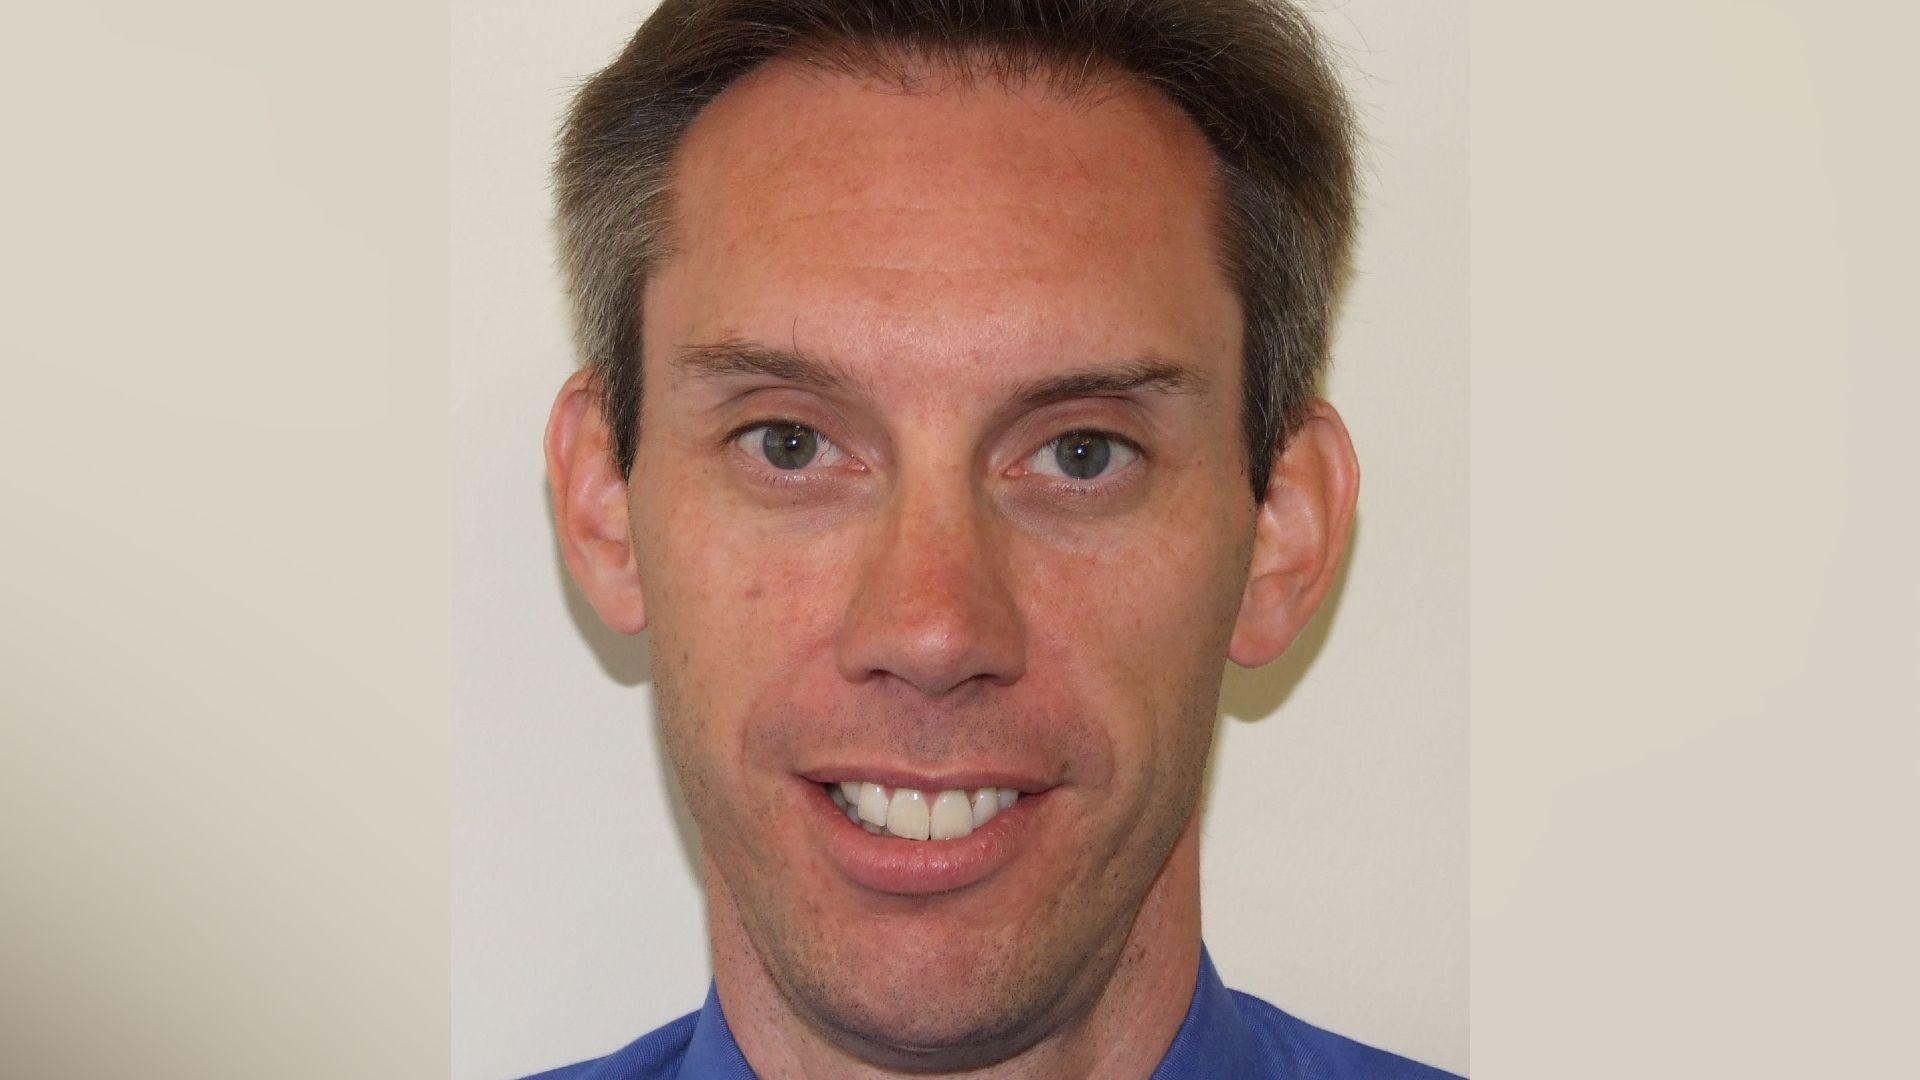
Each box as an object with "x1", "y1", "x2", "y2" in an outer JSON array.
[{"x1": 630, "y1": 60, "x2": 1255, "y2": 1062}]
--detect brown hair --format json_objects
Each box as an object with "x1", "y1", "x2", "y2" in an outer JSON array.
[{"x1": 555, "y1": 0, "x2": 1357, "y2": 502}]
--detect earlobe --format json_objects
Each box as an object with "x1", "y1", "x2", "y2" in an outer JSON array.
[
  {"x1": 1226, "y1": 399, "x2": 1359, "y2": 668},
  {"x1": 545, "y1": 368, "x2": 648, "y2": 634}
]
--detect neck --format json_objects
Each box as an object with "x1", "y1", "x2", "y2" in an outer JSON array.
[{"x1": 709, "y1": 814, "x2": 1204, "y2": 1080}]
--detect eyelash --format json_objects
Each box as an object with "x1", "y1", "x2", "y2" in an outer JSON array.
[{"x1": 722, "y1": 419, "x2": 1146, "y2": 491}]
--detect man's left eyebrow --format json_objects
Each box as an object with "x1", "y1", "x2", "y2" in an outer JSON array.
[{"x1": 1005, "y1": 357, "x2": 1210, "y2": 409}]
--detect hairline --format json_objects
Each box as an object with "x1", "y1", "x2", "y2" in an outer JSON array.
[{"x1": 556, "y1": 0, "x2": 1359, "y2": 506}]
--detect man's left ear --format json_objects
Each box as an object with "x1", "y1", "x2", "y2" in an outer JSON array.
[{"x1": 1227, "y1": 398, "x2": 1360, "y2": 668}]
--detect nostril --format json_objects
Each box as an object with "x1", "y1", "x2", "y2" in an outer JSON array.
[
  {"x1": 831, "y1": 493, "x2": 1028, "y2": 693},
  {"x1": 834, "y1": 583, "x2": 1028, "y2": 696}
]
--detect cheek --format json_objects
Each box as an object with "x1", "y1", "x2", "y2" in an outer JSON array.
[
  {"x1": 638, "y1": 485, "x2": 851, "y2": 716},
  {"x1": 1028, "y1": 498, "x2": 1249, "y2": 774},
  {"x1": 640, "y1": 495, "x2": 857, "y2": 859}
]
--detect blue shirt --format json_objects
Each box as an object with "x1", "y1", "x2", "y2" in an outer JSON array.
[{"x1": 522, "y1": 947, "x2": 1463, "y2": 1079}]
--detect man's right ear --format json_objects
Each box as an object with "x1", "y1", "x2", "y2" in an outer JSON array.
[{"x1": 545, "y1": 368, "x2": 647, "y2": 634}]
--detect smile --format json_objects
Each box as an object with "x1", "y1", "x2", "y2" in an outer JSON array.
[{"x1": 826, "y1": 781, "x2": 1019, "y2": 841}]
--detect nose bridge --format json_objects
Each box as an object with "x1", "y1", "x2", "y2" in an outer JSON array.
[{"x1": 835, "y1": 461, "x2": 1027, "y2": 697}]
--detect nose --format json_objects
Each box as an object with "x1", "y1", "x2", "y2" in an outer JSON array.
[{"x1": 834, "y1": 471, "x2": 1028, "y2": 698}]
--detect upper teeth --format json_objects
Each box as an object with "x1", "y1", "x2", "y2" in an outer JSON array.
[{"x1": 829, "y1": 781, "x2": 1019, "y2": 841}]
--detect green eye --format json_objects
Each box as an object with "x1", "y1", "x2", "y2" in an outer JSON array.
[
  {"x1": 1033, "y1": 431, "x2": 1138, "y2": 482},
  {"x1": 733, "y1": 421, "x2": 847, "y2": 472},
  {"x1": 762, "y1": 422, "x2": 819, "y2": 469},
  {"x1": 1054, "y1": 432, "x2": 1110, "y2": 479}
]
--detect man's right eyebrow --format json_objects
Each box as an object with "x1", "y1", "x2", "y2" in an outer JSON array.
[{"x1": 668, "y1": 340, "x2": 868, "y2": 394}]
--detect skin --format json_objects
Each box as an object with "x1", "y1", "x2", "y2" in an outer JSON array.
[{"x1": 547, "y1": 57, "x2": 1359, "y2": 1079}]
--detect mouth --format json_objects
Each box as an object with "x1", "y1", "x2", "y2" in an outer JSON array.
[
  {"x1": 825, "y1": 780, "x2": 1019, "y2": 841},
  {"x1": 797, "y1": 771, "x2": 1054, "y2": 896}
]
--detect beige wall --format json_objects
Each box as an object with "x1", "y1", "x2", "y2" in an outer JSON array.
[
  {"x1": 0, "y1": 2, "x2": 452, "y2": 1077},
  {"x1": 4, "y1": 2, "x2": 1915, "y2": 1079},
  {"x1": 1471, "y1": 1, "x2": 1920, "y2": 1074},
  {"x1": 450, "y1": 2, "x2": 1467, "y2": 1077}
]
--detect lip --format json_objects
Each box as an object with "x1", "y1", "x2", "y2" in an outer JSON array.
[
  {"x1": 798, "y1": 766, "x2": 1056, "y2": 795},
  {"x1": 797, "y1": 775, "x2": 1050, "y2": 896}
]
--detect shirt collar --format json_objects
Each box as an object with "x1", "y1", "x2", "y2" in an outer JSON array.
[
  {"x1": 677, "y1": 982, "x2": 756, "y2": 1080},
  {"x1": 1148, "y1": 945, "x2": 1264, "y2": 1079},
  {"x1": 682, "y1": 944, "x2": 1244, "y2": 1079}
]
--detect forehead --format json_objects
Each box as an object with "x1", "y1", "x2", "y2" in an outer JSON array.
[{"x1": 648, "y1": 56, "x2": 1240, "y2": 395}]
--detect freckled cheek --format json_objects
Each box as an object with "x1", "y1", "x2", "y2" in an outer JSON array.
[
  {"x1": 651, "y1": 514, "x2": 850, "y2": 691},
  {"x1": 646, "y1": 526, "x2": 843, "y2": 837}
]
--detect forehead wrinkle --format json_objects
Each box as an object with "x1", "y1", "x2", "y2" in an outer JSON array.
[
  {"x1": 762, "y1": 196, "x2": 1119, "y2": 219},
  {"x1": 745, "y1": 205, "x2": 1153, "y2": 290},
  {"x1": 754, "y1": 173, "x2": 1131, "y2": 233}
]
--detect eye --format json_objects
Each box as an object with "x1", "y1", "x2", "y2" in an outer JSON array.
[
  {"x1": 1026, "y1": 430, "x2": 1140, "y2": 482},
  {"x1": 732, "y1": 421, "x2": 849, "y2": 472}
]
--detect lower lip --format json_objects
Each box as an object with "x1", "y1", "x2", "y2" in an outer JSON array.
[{"x1": 804, "y1": 779, "x2": 1045, "y2": 896}]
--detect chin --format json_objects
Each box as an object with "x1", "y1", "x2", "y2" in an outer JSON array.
[
  {"x1": 773, "y1": 923, "x2": 1075, "y2": 1071},
  {"x1": 809, "y1": 980, "x2": 1054, "y2": 1073}
]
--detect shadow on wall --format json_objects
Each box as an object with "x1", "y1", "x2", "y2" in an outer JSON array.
[
  {"x1": 1201, "y1": 511, "x2": 1360, "y2": 823},
  {"x1": 546, "y1": 486, "x2": 705, "y2": 886},
  {"x1": 1219, "y1": 510, "x2": 1359, "y2": 725}
]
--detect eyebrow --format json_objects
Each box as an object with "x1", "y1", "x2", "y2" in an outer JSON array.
[
  {"x1": 671, "y1": 339, "x2": 873, "y2": 394},
  {"x1": 1011, "y1": 357, "x2": 1207, "y2": 408},
  {"x1": 669, "y1": 338, "x2": 1209, "y2": 409}
]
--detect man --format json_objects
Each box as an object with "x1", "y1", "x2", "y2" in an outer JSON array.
[{"x1": 534, "y1": 0, "x2": 1460, "y2": 1076}]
